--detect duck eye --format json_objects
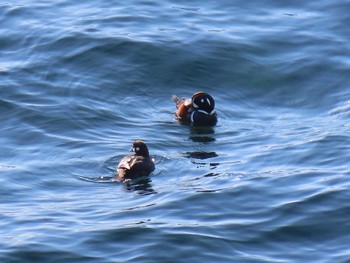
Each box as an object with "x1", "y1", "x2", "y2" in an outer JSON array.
[
  {"x1": 135, "y1": 147, "x2": 140, "y2": 152},
  {"x1": 201, "y1": 99, "x2": 204, "y2": 103}
]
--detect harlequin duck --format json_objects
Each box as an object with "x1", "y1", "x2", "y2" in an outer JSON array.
[
  {"x1": 114, "y1": 140, "x2": 155, "y2": 182},
  {"x1": 172, "y1": 92, "x2": 217, "y2": 126}
]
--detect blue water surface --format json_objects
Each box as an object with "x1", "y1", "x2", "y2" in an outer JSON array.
[{"x1": 1, "y1": 0, "x2": 350, "y2": 262}]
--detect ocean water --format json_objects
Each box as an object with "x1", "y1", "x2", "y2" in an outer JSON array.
[{"x1": 1, "y1": 0, "x2": 350, "y2": 262}]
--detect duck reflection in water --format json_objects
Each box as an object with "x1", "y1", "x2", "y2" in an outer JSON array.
[
  {"x1": 123, "y1": 177, "x2": 156, "y2": 195},
  {"x1": 183, "y1": 151, "x2": 218, "y2": 160},
  {"x1": 183, "y1": 149, "x2": 220, "y2": 170},
  {"x1": 189, "y1": 126, "x2": 216, "y2": 142},
  {"x1": 186, "y1": 120, "x2": 218, "y2": 168}
]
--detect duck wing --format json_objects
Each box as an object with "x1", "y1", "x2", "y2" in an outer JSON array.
[{"x1": 116, "y1": 156, "x2": 154, "y2": 180}]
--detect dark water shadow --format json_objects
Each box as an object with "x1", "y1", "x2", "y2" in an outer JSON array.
[
  {"x1": 123, "y1": 177, "x2": 156, "y2": 195},
  {"x1": 182, "y1": 150, "x2": 220, "y2": 169},
  {"x1": 189, "y1": 126, "x2": 216, "y2": 142},
  {"x1": 183, "y1": 151, "x2": 218, "y2": 159}
]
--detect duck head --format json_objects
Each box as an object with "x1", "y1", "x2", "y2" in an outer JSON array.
[
  {"x1": 190, "y1": 92, "x2": 217, "y2": 126},
  {"x1": 131, "y1": 140, "x2": 150, "y2": 157},
  {"x1": 192, "y1": 92, "x2": 215, "y2": 115}
]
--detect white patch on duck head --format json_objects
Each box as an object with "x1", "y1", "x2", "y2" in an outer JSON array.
[
  {"x1": 184, "y1": 98, "x2": 192, "y2": 106},
  {"x1": 206, "y1": 98, "x2": 211, "y2": 106}
]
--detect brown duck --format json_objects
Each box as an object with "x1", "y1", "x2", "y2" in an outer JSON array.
[{"x1": 114, "y1": 140, "x2": 155, "y2": 182}]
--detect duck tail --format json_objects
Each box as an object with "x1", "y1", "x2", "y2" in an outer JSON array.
[{"x1": 172, "y1": 95, "x2": 180, "y2": 104}]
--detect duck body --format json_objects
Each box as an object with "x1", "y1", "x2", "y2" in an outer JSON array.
[
  {"x1": 114, "y1": 140, "x2": 155, "y2": 182},
  {"x1": 173, "y1": 92, "x2": 217, "y2": 126}
]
